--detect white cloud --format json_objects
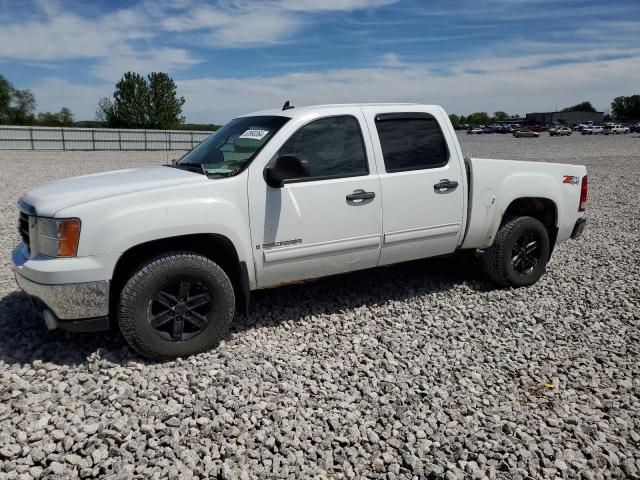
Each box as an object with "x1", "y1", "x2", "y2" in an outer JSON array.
[
  {"x1": 175, "y1": 53, "x2": 640, "y2": 122},
  {"x1": 160, "y1": 0, "x2": 399, "y2": 46},
  {"x1": 8, "y1": 0, "x2": 639, "y2": 123},
  {"x1": 92, "y1": 48, "x2": 200, "y2": 82},
  {"x1": 379, "y1": 52, "x2": 402, "y2": 67},
  {"x1": 162, "y1": 7, "x2": 299, "y2": 45},
  {"x1": 276, "y1": 0, "x2": 398, "y2": 12},
  {"x1": 33, "y1": 48, "x2": 639, "y2": 121},
  {"x1": 0, "y1": 9, "x2": 149, "y2": 61},
  {"x1": 0, "y1": 4, "x2": 201, "y2": 81}
]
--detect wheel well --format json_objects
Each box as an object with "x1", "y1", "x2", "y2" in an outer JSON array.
[
  {"x1": 502, "y1": 197, "x2": 558, "y2": 254},
  {"x1": 109, "y1": 234, "x2": 249, "y2": 324}
]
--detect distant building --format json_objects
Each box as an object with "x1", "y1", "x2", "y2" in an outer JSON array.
[
  {"x1": 525, "y1": 111, "x2": 604, "y2": 125},
  {"x1": 494, "y1": 117, "x2": 526, "y2": 125}
]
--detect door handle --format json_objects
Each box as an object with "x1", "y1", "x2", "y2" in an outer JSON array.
[
  {"x1": 434, "y1": 179, "x2": 458, "y2": 192},
  {"x1": 346, "y1": 189, "x2": 376, "y2": 202}
]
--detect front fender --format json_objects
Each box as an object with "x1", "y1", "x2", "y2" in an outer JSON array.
[{"x1": 55, "y1": 176, "x2": 254, "y2": 281}]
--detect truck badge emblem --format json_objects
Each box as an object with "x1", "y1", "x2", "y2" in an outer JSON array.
[{"x1": 562, "y1": 176, "x2": 579, "y2": 185}]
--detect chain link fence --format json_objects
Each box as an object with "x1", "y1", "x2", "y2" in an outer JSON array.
[{"x1": 0, "y1": 126, "x2": 214, "y2": 151}]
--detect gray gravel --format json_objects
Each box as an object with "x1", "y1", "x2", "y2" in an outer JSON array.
[{"x1": 0, "y1": 134, "x2": 639, "y2": 479}]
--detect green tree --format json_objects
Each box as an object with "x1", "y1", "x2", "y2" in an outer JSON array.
[
  {"x1": 57, "y1": 107, "x2": 74, "y2": 126},
  {"x1": 111, "y1": 72, "x2": 149, "y2": 128},
  {"x1": 466, "y1": 112, "x2": 491, "y2": 125},
  {"x1": 8, "y1": 88, "x2": 36, "y2": 124},
  {"x1": 0, "y1": 74, "x2": 36, "y2": 125},
  {"x1": 36, "y1": 111, "x2": 59, "y2": 126},
  {"x1": 611, "y1": 95, "x2": 640, "y2": 121},
  {"x1": 96, "y1": 97, "x2": 115, "y2": 125},
  {"x1": 561, "y1": 101, "x2": 596, "y2": 112},
  {"x1": 97, "y1": 71, "x2": 185, "y2": 129},
  {"x1": 147, "y1": 72, "x2": 185, "y2": 129},
  {"x1": 492, "y1": 111, "x2": 509, "y2": 121},
  {"x1": 0, "y1": 74, "x2": 12, "y2": 124},
  {"x1": 1, "y1": 74, "x2": 74, "y2": 126},
  {"x1": 37, "y1": 107, "x2": 74, "y2": 126},
  {"x1": 448, "y1": 113, "x2": 460, "y2": 127}
]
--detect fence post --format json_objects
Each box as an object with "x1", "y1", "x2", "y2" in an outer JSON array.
[
  {"x1": 118, "y1": 130, "x2": 122, "y2": 150},
  {"x1": 61, "y1": 128, "x2": 66, "y2": 150},
  {"x1": 91, "y1": 130, "x2": 95, "y2": 150},
  {"x1": 190, "y1": 131, "x2": 194, "y2": 149},
  {"x1": 144, "y1": 130, "x2": 147, "y2": 150},
  {"x1": 29, "y1": 128, "x2": 34, "y2": 150},
  {"x1": 168, "y1": 131, "x2": 172, "y2": 151}
]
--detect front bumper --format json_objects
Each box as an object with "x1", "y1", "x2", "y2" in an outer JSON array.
[
  {"x1": 14, "y1": 272, "x2": 110, "y2": 320},
  {"x1": 14, "y1": 273, "x2": 111, "y2": 332},
  {"x1": 12, "y1": 243, "x2": 112, "y2": 332}
]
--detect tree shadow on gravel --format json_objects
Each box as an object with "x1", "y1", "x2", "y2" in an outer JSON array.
[{"x1": 0, "y1": 254, "x2": 493, "y2": 366}]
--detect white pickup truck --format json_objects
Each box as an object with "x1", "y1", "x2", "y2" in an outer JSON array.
[{"x1": 12, "y1": 103, "x2": 588, "y2": 359}]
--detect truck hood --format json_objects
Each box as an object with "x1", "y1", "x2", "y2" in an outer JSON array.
[{"x1": 22, "y1": 166, "x2": 207, "y2": 217}]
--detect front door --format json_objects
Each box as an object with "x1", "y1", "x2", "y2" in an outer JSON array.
[{"x1": 248, "y1": 110, "x2": 383, "y2": 288}]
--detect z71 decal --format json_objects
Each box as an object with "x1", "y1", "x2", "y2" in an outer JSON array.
[{"x1": 563, "y1": 175, "x2": 580, "y2": 185}]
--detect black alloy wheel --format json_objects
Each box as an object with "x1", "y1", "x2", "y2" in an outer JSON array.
[
  {"x1": 511, "y1": 232, "x2": 540, "y2": 276},
  {"x1": 118, "y1": 252, "x2": 235, "y2": 359},
  {"x1": 147, "y1": 279, "x2": 214, "y2": 341},
  {"x1": 480, "y1": 216, "x2": 550, "y2": 287}
]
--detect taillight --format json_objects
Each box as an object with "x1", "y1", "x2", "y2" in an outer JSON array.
[{"x1": 579, "y1": 175, "x2": 588, "y2": 212}]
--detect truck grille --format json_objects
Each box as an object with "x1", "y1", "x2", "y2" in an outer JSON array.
[{"x1": 18, "y1": 211, "x2": 30, "y2": 250}]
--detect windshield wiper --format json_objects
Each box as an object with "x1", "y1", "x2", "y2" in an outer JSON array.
[{"x1": 167, "y1": 163, "x2": 207, "y2": 176}]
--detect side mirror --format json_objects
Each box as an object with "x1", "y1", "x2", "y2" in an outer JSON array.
[{"x1": 264, "y1": 155, "x2": 310, "y2": 188}]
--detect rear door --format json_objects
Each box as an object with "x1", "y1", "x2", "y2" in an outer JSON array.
[
  {"x1": 248, "y1": 108, "x2": 383, "y2": 287},
  {"x1": 361, "y1": 106, "x2": 466, "y2": 265}
]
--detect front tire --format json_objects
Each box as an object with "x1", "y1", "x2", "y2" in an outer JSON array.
[
  {"x1": 118, "y1": 252, "x2": 235, "y2": 359},
  {"x1": 481, "y1": 216, "x2": 550, "y2": 287}
]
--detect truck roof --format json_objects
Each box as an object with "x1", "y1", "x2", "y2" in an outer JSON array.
[{"x1": 243, "y1": 103, "x2": 431, "y2": 119}]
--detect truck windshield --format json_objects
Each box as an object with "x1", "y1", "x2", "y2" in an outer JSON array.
[{"x1": 176, "y1": 116, "x2": 290, "y2": 177}]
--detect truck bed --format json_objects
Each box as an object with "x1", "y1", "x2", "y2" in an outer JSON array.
[{"x1": 461, "y1": 157, "x2": 587, "y2": 249}]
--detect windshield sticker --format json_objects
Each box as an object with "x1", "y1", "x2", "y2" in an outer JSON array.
[{"x1": 239, "y1": 129, "x2": 269, "y2": 140}]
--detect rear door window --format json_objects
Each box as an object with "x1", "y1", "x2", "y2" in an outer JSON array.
[{"x1": 375, "y1": 113, "x2": 448, "y2": 173}]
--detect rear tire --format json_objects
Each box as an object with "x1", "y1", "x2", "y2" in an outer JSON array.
[
  {"x1": 118, "y1": 252, "x2": 235, "y2": 360},
  {"x1": 481, "y1": 216, "x2": 550, "y2": 287}
]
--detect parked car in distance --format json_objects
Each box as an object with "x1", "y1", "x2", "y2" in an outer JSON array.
[
  {"x1": 630, "y1": 122, "x2": 640, "y2": 133},
  {"x1": 513, "y1": 129, "x2": 540, "y2": 138},
  {"x1": 576, "y1": 123, "x2": 593, "y2": 132},
  {"x1": 468, "y1": 127, "x2": 484, "y2": 134},
  {"x1": 581, "y1": 126, "x2": 603, "y2": 135},
  {"x1": 12, "y1": 103, "x2": 587, "y2": 359},
  {"x1": 550, "y1": 127, "x2": 572, "y2": 136},
  {"x1": 483, "y1": 127, "x2": 493, "y2": 134},
  {"x1": 527, "y1": 125, "x2": 545, "y2": 132},
  {"x1": 602, "y1": 124, "x2": 630, "y2": 135}
]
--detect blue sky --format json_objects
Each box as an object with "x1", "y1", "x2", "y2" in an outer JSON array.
[{"x1": 1, "y1": 0, "x2": 639, "y2": 122}]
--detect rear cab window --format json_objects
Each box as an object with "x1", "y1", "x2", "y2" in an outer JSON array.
[{"x1": 374, "y1": 113, "x2": 449, "y2": 173}]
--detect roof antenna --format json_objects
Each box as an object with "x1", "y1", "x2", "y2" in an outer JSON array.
[{"x1": 282, "y1": 100, "x2": 294, "y2": 111}]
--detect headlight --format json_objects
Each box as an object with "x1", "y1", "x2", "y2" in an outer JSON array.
[{"x1": 36, "y1": 218, "x2": 81, "y2": 257}]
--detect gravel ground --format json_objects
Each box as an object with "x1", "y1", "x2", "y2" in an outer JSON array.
[{"x1": 0, "y1": 134, "x2": 638, "y2": 479}]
